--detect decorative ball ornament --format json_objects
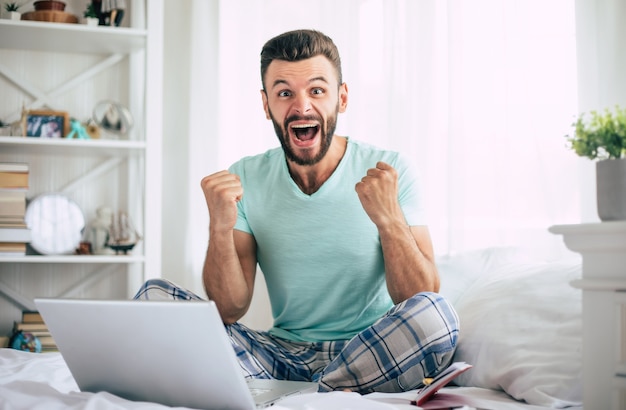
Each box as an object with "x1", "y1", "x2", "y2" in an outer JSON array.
[{"x1": 10, "y1": 331, "x2": 42, "y2": 353}]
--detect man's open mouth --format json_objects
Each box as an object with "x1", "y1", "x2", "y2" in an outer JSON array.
[{"x1": 291, "y1": 123, "x2": 320, "y2": 142}]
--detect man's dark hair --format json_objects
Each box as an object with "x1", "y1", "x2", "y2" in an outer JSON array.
[{"x1": 260, "y1": 29, "x2": 343, "y2": 90}]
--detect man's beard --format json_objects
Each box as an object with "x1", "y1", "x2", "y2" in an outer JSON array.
[{"x1": 269, "y1": 108, "x2": 339, "y2": 166}]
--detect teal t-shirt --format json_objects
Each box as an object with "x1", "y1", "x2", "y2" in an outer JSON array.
[{"x1": 229, "y1": 138, "x2": 425, "y2": 342}]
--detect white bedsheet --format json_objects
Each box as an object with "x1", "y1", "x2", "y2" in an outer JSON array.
[{"x1": 0, "y1": 349, "x2": 571, "y2": 410}]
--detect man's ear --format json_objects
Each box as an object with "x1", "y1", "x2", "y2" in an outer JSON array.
[
  {"x1": 338, "y1": 82, "x2": 349, "y2": 113},
  {"x1": 260, "y1": 89, "x2": 271, "y2": 120}
]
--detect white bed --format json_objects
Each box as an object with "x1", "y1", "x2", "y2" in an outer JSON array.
[{"x1": 0, "y1": 247, "x2": 583, "y2": 409}]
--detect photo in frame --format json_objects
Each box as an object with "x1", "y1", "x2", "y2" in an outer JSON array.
[{"x1": 24, "y1": 110, "x2": 70, "y2": 138}]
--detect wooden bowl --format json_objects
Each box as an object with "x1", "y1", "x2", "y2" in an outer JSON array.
[
  {"x1": 33, "y1": 0, "x2": 66, "y2": 11},
  {"x1": 21, "y1": 10, "x2": 78, "y2": 24}
]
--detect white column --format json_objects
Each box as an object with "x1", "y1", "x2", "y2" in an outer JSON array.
[{"x1": 550, "y1": 222, "x2": 626, "y2": 410}]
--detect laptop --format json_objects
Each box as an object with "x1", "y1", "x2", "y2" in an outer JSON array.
[{"x1": 34, "y1": 298, "x2": 318, "y2": 409}]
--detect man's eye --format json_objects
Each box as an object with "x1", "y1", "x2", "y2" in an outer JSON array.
[
  {"x1": 278, "y1": 90, "x2": 292, "y2": 97},
  {"x1": 312, "y1": 88, "x2": 325, "y2": 95}
]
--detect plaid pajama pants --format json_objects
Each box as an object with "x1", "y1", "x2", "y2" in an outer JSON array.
[{"x1": 134, "y1": 278, "x2": 459, "y2": 393}]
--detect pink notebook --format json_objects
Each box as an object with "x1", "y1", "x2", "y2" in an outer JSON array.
[{"x1": 414, "y1": 362, "x2": 473, "y2": 406}]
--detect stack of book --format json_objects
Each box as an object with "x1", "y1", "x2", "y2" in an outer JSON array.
[
  {"x1": 13, "y1": 311, "x2": 57, "y2": 352},
  {"x1": 0, "y1": 163, "x2": 30, "y2": 256}
]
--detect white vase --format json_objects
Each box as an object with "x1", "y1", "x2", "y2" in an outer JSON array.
[{"x1": 596, "y1": 158, "x2": 626, "y2": 221}]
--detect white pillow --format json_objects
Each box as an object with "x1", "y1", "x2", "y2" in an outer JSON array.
[
  {"x1": 448, "y1": 253, "x2": 583, "y2": 408},
  {"x1": 436, "y1": 247, "x2": 531, "y2": 306}
]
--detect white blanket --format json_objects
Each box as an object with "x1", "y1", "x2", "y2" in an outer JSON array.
[{"x1": 0, "y1": 349, "x2": 571, "y2": 409}]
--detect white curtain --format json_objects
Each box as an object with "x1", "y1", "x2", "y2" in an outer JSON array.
[{"x1": 179, "y1": 0, "x2": 581, "y2": 287}]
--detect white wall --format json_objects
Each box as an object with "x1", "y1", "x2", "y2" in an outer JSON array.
[{"x1": 160, "y1": 1, "x2": 271, "y2": 328}]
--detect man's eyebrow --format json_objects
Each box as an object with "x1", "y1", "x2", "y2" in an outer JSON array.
[
  {"x1": 271, "y1": 79, "x2": 289, "y2": 89},
  {"x1": 270, "y1": 76, "x2": 329, "y2": 90},
  {"x1": 309, "y1": 76, "x2": 329, "y2": 84}
]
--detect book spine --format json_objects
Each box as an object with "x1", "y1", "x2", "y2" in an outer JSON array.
[
  {"x1": 0, "y1": 163, "x2": 29, "y2": 173},
  {"x1": 0, "y1": 198, "x2": 26, "y2": 217},
  {"x1": 14, "y1": 322, "x2": 49, "y2": 333},
  {"x1": 0, "y1": 228, "x2": 31, "y2": 243},
  {"x1": 0, "y1": 242, "x2": 27, "y2": 252},
  {"x1": 21, "y1": 311, "x2": 44, "y2": 323},
  {"x1": 0, "y1": 172, "x2": 29, "y2": 189}
]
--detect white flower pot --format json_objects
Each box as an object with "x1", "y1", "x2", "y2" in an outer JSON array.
[
  {"x1": 596, "y1": 158, "x2": 626, "y2": 221},
  {"x1": 84, "y1": 17, "x2": 98, "y2": 26},
  {"x1": 3, "y1": 11, "x2": 21, "y2": 20}
]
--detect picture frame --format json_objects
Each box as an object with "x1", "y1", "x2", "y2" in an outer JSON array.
[{"x1": 24, "y1": 110, "x2": 70, "y2": 138}]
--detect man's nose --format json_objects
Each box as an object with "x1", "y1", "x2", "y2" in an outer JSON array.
[{"x1": 293, "y1": 93, "x2": 312, "y2": 114}]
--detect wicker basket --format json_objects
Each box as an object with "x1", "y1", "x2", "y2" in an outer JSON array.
[
  {"x1": 21, "y1": 10, "x2": 78, "y2": 24},
  {"x1": 33, "y1": 0, "x2": 66, "y2": 11}
]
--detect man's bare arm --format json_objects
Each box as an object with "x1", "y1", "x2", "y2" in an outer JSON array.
[
  {"x1": 355, "y1": 162, "x2": 439, "y2": 304},
  {"x1": 201, "y1": 171, "x2": 258, "y2": 324},
  {"x1": 378, "y1": 224, "x2": 439, "y2": 303},
  {"x1": 203, "y1": 230, "x2": 257, "y2": 324}
]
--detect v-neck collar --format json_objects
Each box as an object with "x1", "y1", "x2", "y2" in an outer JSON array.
[{"x1": 283, "y1": 137, "x2": 352, "y2": 199}]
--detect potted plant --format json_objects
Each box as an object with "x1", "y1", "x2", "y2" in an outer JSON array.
[
  {"x1": 83, "y1": 2, "x2": 98, "y2": 26},
  {"x1": 566, "y1": 105, "x2": 626, "y2": 221},
  {"x1": 3, "y1": 1, "x2": 22, "y2": 20}
]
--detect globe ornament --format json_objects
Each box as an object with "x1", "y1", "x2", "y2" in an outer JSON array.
[{"x1": 10, "y1": 331, "x2": 42, "y2": 353}]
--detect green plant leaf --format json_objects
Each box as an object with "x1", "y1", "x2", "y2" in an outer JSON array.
[
  {"x1": 565, "y1": 105, "x2": 626, "y2": 160},
  {"x1": 4, "y1": 2, "x2": 20, "y2": 11}
]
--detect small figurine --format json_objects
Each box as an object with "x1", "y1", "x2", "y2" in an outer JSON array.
[
  {"x1": 65, "y1": 119, "x2": 91, "y2": 139},
  {"x1": 85, "y1": 120, "x2": 101, "y2": 139},
  {"x1": 83, "y1": 206, "x2": 114, "y2": 255},
  {"x1": 76, "y1": 241, "x2": 92, "y2": 255},
  {"x1": 92, "y1": 0, "x2": 126, "y2": 26}
]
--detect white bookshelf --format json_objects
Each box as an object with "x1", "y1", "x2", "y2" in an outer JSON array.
[{"x1": 0, "y1": 1, "x2": 163, "y2": 331}]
